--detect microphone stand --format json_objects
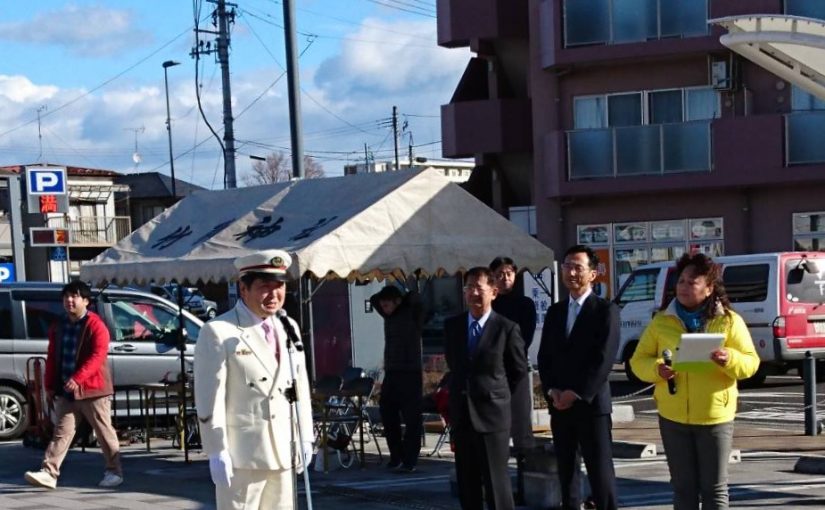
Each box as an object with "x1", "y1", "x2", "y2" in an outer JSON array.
[{"x1": 280, "y1": 312, "x2": 314, "y2": 510}]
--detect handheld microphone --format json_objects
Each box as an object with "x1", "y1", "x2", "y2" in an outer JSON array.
[
  {"x1": 662, "y1": 349, "x2": 676, "y2": 395},
  {"x1": 276, "y1": 309, "x2": 304, "y2": 352}
]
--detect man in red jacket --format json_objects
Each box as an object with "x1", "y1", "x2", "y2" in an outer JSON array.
[{"x1": 25, "y1": 281, "x2": 123, "y2": 490}]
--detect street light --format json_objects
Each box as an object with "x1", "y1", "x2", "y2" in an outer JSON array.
[{"x1": 163, "y1": 60, "x2": 181, "y2": 198}]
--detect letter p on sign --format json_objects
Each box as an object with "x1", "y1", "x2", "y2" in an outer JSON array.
[{"x1": 26, "y1": 167, "x2": 67, "y2": 195}]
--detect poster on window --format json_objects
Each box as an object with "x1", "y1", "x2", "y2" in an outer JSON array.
[
  {"x1": 593, "y1": 247, "x2": 612, "y2": 299},
  {"x1": 578, "y1": 224, "x2": 610, "y2": 245}
]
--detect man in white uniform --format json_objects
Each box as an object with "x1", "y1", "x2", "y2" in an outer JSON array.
[{"x1": 195, "y1": 249, "x2": 314, "y2": 509}]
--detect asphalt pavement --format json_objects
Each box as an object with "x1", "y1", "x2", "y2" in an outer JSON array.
[{"x1": 4, "y1": 413, "x2": 825, "y2": 510}]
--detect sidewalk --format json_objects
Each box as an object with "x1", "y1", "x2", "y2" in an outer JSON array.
[{"x1": 2, "y1": 418, "x2": 824, "y2": 509}]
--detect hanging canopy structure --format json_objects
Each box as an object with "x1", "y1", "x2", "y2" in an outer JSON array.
[
  {"x1": 711, "y1": 14, "x2": 825, "y2": 101},
  {"x1": 81, "y1": 168, "x2": 554, "y2": 285}
]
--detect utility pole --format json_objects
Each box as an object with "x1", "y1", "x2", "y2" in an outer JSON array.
[
  {"x1": 36, "y1": 105, "x2": 47, "y2": 161},
  {"x1": 364, "y1": 143, "x2": 370, "y2": 172},
  {"x1": 283, "y1": 0, "x2": 305, "y2": 179},
  {"x1": 192, "y1": 0, "x2": 237, "y2": 189},
  {"x1": 407, "y1": 132, "x2": 414, "y2": 168},
  {"x1": 392, "y1": 106, "x2": 400, "y2": 171}
]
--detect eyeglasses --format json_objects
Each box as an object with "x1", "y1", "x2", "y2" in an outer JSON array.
[
  {"x1": 463, "y1": 285, "x2": 493, "y2": 294},
  {"x1": 561, "y1": 262, "x2": 593, "y2": 274}
]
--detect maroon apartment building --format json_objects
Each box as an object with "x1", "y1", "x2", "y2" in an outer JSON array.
[{"x1": 438, "y1": 0, "x2": 825, "y2": 296}]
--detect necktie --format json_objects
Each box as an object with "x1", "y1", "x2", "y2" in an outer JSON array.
[
  {"x1": 468, "y1": 320, "x2": 482, "y2": 357},
  {"x1": 566, "y1": 300, "x2": 579, "y2": 336},
  {"x1": 261, "y1": 321, "x2": 280, "y2": 362}
]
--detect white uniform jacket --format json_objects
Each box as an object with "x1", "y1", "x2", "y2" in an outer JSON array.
[{"x1": 194, "y1": 303, "x2": 314, "y2": 471}]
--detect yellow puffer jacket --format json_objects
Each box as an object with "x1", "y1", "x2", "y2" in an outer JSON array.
[{"x1": 629, "y1": 301, "x2": 760, "y2": 425}]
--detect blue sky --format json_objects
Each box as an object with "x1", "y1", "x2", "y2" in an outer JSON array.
[{"x1": 0, "y1": 1, "x2": 468, "y2": 188}]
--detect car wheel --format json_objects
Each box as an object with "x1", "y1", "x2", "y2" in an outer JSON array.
[
  {"x1": 206, "y1": 308, "x2": 217, "y2": 320},
  {"x1": 0, "y1": 386, "x2": 28, "y2": 440}
]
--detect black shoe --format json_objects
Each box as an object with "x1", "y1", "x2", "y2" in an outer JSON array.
[
  {"x1": 386, "y1": 460, "x2": 402, "y2": 470},
  {"x1": 398, "y1": 464, "x2": 416, "y2": 473}
]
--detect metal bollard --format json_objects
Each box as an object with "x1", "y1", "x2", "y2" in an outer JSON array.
[{"x1": 803, "y1": 351, "x2": 819, "y2": 436}]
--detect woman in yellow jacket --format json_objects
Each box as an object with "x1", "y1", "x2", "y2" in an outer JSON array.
[{"x1": 630, "y1": 253, "x2": 759, "y2": 510}]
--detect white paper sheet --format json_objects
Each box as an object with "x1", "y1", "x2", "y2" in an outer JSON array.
[{"x1": 675, "y1": 333, "x2": 725, "y2": 364}]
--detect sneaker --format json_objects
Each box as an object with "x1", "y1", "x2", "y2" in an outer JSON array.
[
  {"x1": 24, "y1": 470, "x2": 57, "y2": 489},
  {"x1": 98, "y1": 472, "x2": 123, "y2": 488},
  {"x1": 398, "y1": 464, "x2": 417, "y2": 473},
  {"x1": 386, "y1": 460, "x2": 402, "y2": 471}
]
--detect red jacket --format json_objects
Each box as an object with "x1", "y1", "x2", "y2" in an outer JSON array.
[{"x1": 44, "y1": 311, "x2": 113, "y2": 399}]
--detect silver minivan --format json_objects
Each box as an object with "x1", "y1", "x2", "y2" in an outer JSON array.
[{"x1": 0, "y1": 282, "x2": 203, "y2": 440}]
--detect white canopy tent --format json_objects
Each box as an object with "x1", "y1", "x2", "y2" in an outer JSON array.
[
  {"x1": 81, "y1": 168, "x2": 554, "y2": 285},
  {"x1": 711, "y1": 14, "x2": 825, "y2": 101}
]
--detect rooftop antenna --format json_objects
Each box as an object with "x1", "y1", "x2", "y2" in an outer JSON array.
[
  {"x1": 125, "y1": 126, "x2": 145, "y2": 169},
  {"x1": 36, "y1": 105, "x2": 48, "y2": 161}
]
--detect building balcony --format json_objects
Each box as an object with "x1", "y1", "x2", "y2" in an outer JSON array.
[
  {"x1": 441, "y1": 98, "x2": 532, "y2": 158},
  {"x1": 567, "y1": 120, "x2": 711, "y2": 180},
  {"x1": 437, "y1": 0, "x2": 528, "y2": 48},
  {"x1": 45, "y1": 216, "x2": 131, "y2": 247}
]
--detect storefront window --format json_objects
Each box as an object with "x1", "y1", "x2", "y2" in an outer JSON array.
[
  {"x1": 614, "y1": 223, "x2": 648, "y2": 243},
  {"x1": 578, "y1": 224, "x2": 610, "y2": 245}
]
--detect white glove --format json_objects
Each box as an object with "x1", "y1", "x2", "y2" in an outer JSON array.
[
  {"x1": 208, "y1": 450, "x2": 234, "y2": 487},
  {"x1": 302, "y1": 441, "x2": 314, "y2": 468}
]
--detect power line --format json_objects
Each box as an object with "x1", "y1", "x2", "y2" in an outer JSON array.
[
  {"x1": 362, "y1": 0, "x2": 436, "y2": 18},
  {"x1": 0, "y1": 23, "x2": 195, "y2": 141}
]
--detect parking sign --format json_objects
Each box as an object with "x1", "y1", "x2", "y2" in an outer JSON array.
[
  {"x1": 26, "y1": 167, "x2": 67, "y2": 195},
  {"x1": 0, "y1": 263, "x2": 15, "y2": 283}
]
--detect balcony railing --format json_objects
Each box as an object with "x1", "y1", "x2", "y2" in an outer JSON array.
[
  {"x1": 786, "y1": 111, "x2": 825, "y2": 165},
  {"x1": 563, "y1": 0, "x2": 708, "y2": 48},
  {"x1": 45, "y1": 216, "x2": 131, "y2": 247},
  {"x1": 567, "y1": 120, "x2": 711, "y2": 179}
]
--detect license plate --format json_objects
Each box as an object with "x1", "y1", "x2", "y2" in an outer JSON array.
[{"x1": 815, "y1": 322, "x2": 825, "y2": 334}]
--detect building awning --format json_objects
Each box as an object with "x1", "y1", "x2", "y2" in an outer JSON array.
[
  {"x1": 69, "y1": 184, "x2": 130, "y2": 202},
  {"x1": 711, "y1": 15, "x2": 825, "y2": 100}
]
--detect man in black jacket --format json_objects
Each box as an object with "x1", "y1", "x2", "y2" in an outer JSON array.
[
  {"x1": 444, "y1": 267, "x2": 528, "y2": 510},
  {"x1": 537, "y1": 245, "x2": 619, "y2": 510},
  {"x1": 370, "y1": 285, "x2": 425, "y2": 472}
]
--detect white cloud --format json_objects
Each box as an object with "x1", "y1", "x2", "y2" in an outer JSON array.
[
  {"x1": 314, "y1": 18, "x2": 469, "y2": 100},
  {"x1": 0, "y1": 75, "x2": 59, "y2": 103},
  {"x1": 0, "y1": 5, "x2": 152, "y2": 57}
]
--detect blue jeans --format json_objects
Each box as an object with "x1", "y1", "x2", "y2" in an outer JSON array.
[{"x1": 659, "y1": 415, "x2": 734, "y2": 510}]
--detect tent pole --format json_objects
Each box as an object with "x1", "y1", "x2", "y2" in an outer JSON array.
[
  {"x1": 300, "y1": 275, "x2": 316, "y2": 382},
  {"x1": 174, "y1": 282, "x2": 190, "y2": 463}
]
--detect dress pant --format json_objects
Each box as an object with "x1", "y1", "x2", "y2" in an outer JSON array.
[
  {"x1": 379, "y1": 370, "x2": 423, "y2": 467},
  {"x1": 453, "y1": 426, "x2": 514, "y2": 510},
  {"x1": 551, "y1": 408, "x2": 618, "y2": 510},
  {"x1": 659, "y1": 416, "x2": 734, "y2": 510},
  {"x1": 43, "y1": 395, "x2": 122, "y2": 478},
  {"x1": 216, "y1": 467, "x2": 294, "y2": 510}
]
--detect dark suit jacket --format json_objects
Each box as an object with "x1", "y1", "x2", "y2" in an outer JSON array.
[
  {"x1": 537, "y1": 293, "x2": 620, "y2": 416},
  {"x1": 444, "y1": 311, "x2": 528, "y2": 433}
]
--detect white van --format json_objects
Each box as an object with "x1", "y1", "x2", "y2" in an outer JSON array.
[{"x1": 614, "y1": 252, "x2": 825, "y2": 385}]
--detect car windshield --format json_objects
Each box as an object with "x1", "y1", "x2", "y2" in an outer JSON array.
[{"x1": 785, "y1": 259, "x2": 825, "y2": 304}]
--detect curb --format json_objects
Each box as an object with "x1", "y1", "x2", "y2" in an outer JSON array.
[{"x1": 612, "y1": 441, "x2": 657, "y2": 458}]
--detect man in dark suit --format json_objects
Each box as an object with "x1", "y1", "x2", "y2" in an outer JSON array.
[
  {"x1": 444, "y1": 267, "x2": 528, "y2": 510},
  {"x1": 537, "y1": 245, "x2": 620, "y2": 510}
]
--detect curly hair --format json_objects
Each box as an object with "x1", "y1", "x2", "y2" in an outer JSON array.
[{"x1": 674, "y1": 252, "x2": 732, "y2": 319}]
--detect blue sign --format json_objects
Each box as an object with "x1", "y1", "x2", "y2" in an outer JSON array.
[
  {"x1": 26, "y1": 167, "x2": 67, "y2": 195},
  {"x1": 50, "y1": 247, "x2": 68, "y2": 261},
  {"x1": 0, "y1": 263, "x2": 15, "y2": 283}
]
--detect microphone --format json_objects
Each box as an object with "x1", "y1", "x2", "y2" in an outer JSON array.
[
  {"x1": 276, "y1": 309, "x2": 304, "y2": 352},
  {"x1": 662, "y1": 349, "x2": 676, "y2": 395}
]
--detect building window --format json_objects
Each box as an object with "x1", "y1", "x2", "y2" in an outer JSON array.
[
  {"x1": 793, "y1": 211, "x2": 825, "y2": 251},
  {"x1": 569, "y1": 87, "x2": 717, "y2": 179},
  {"x1": 564, "y1": 0, "x2": 708, "y2": 48},
  {"x1": 785, "y1": 0, "x2": 825, "y2": 19},
  {"x1": 578, "y1": 217, "x2": 723, "y2": 295}
]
